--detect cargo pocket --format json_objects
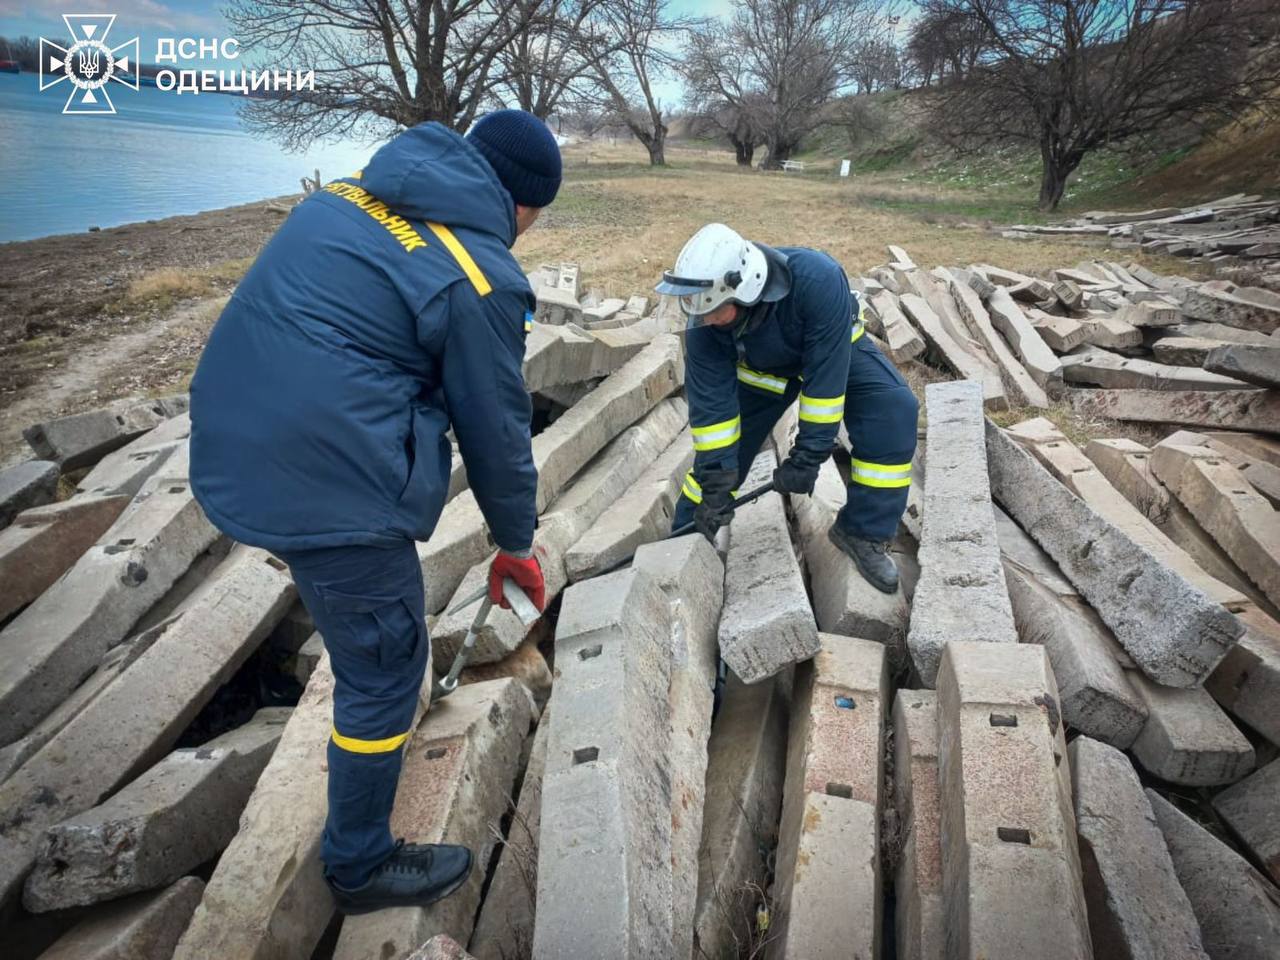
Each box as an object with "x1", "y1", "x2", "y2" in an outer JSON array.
[{"x1": 319, "y1": 586, "x2": 425, "y2": 672}]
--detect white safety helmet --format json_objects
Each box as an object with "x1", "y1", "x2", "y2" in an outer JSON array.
[{"x1": 655, "y1": 223, "x2": 769, "y2": 320}]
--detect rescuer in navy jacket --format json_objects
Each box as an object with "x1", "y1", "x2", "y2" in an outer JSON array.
[{"x1": 190, "y1": 110, "x2": 559, "y2": 914}]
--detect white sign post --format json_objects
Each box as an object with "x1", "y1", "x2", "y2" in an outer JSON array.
[{"x1": 839, "y1": 159, "x2": 851, "y2": 178}]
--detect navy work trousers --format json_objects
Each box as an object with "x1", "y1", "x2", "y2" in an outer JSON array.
[
  {"x1": 674, "y1": 334, "x2": 919, "y2": 541},
  {"x1": 275, "y1": 540, "x2": 429, "y2": 888}
]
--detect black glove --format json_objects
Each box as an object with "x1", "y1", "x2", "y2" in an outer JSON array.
[
  {"x1": 773, "y1": 455, "x2": 819, "y2": 496},
  {"x1": 694, "y1": 467, "x2": 737, "y2": 542}
]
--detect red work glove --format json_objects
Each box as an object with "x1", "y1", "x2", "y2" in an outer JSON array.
[{"x1": 489, "y1": 548, "x2": 546, "y2": 612}]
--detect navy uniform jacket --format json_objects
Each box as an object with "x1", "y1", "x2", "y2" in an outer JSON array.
[
  {"x1": 190, "y1": 123, "x2": 537, "y2": 553},
  {"x1": 685, "y1": 246, "x2": 857, "y2": 476}
]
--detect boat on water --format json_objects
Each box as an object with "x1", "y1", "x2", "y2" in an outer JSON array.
[{"x1": 0, "y1": 59, "x2": 18, "y2": 74}]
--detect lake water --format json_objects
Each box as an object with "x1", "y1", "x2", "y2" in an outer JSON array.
[{"x1": 0, "y1": 72, "x2": 380, "y2": 243}]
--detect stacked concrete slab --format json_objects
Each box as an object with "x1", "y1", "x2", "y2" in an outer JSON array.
[
  {"x1": 0, "y1": 459, "x2": 58, "y2": 527},
  {"x1": 769, "y1": 634, "x2": 887, "y2": 959},
  {"x1": 35, "y1": 876, "x2": 205, "y2": 960},
  {"x1": 23, "y1": 395, "x2": 188, "y2": 470},
  {"x1": 935, "y1": 641, "x2": 1092, "y2": 959},
  {"x1": 892, "y1": 689, "x2": 945, "y2": 960},
  {"x1": 908, "y1": 381, "x2": 1017, "y2": 686}
]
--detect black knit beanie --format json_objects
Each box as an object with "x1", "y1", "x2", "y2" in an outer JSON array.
[{"x1": 466, "y1": 109, "x2": 563, "y2": 209}]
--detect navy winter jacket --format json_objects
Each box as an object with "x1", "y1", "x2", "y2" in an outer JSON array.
[{"x1": 190, "y1": 123, "x2": 538, "y2": 553}]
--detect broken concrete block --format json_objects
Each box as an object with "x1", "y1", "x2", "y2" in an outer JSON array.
[
  {"x1": 892, "y1": 690, "x2": 944, "y2": 960},
  {"x1": 1069, "y1": 387, "x2": 1280, "y2": 433},
  {"x1": 0, "y1": 445, "x2": 219, "y2": 746},
  {"x1": 1083, "y1": 437, "x2": 1262, "y2": 605},
  {"x1": 867, "y1": 290, "x2": 927, "y2": 363},
  {"x1": 1030, "y1": 311, "x2": 1088, "y2": 353},
  {"x1": 769, "y1": 635, "x2": 887, "y2": 960},
  {"x1": 1150, "y1": 441, "x2": 1280, "y2": 610},
  {"x1": 533, "y1": 285, "x2": 583, "y2": 326},
  {"x1": 1201, "y1": 431, "x2": 1280, "y2": 469},
  {"x1": 633, "y1": 534, "x2": 723, "y2": 960},
  {"x1": 1128, "y1": 671, "x2": 1255, "y2": 786},
  {"x1": 936, "y1": 641, "x2": 1092, "y2": 960},
  {"x1": 0, "y1": 459, "x2": 58, "y2": 528},
  {"x1": 1114, "y1": 299, "x2": 1182, "y2": 328},
  {"x1": 522, "y1": 323, "x2": 647, "y2": 394},
  {"x1": 334, "y1": 678, "x2": 534, "y2": 960},
  {"x1": 1178, "y1": 284, "x2": 1280, "y2": 334},
  {"x1": 718, "y1": 450, "x2": 819, "y2": 684},
  {"x1": 1203, "y1": 343, "x2": 1280, "y2": 389},
  {"x1": 1009, "y1": 418, "x2": 1246, "y2": 610},
  {"x1": 433, "y1": 399, "x2": 687, "y2": 670},
  {"x1": 1062, "y1": 345, "x2": 1249, "y2": 391},
  {"x1": 908, "y1": 382, "x2": 1017, "y2": 687},
  {"x1": 460, "y1": 635, "x2": 552, "y2": 710},
  {"x1": 1148, "y1": 789, "x2": 1280, "y2": 960},
  {"x1": 792, "y1": 458, "x2": 908, "y2": 649},
  {"x1": 900, "y1": 293, "x2": 1007, "y2": 410},
  {"x1": 583, "y1": 298, "x2": 626, "y2": 323},
  {"x1": 288, "y1": 630, "x2": 325, "y2": 688},
  {"x1": 1163, "y1": 429, "x2": 1280, "y2": 510},
  {"x1": 948, "y1": 269, "x2": 1049, "y2": 408},
  {"x1": 76, "y1": 412, "x2": 192, "y2": 498},
  {"x1": 564, "y1": 428, "x2": 692, "y2": 582},
  {"x1": 995, "y1": 506, "x2": 1147, "y2": 748},
  {"x1": 986, "y1": 421, "x2": 1243, "y2": 688},
  {"x1": 36, "y1": 876, "x2": 205, "y2": 960},
  {"x1": 0, "y1": 495, "x2": 130, "y2": 622},
  {"x1": 23, "y1": 396, "x2": 188, "y2": 470},
  {"x1": 0, "y1": 546, "x2": 295, "y2": 910},
  {"x1": 535, "y1": 567, "x2": 675, "y2": 959},
  {"x1": 1067, "y1": 737, "x2": 1209, "y2": 960},
  {"x1": 692, "y1": 670, "x2": 789, "y2": 960},
  {"x1": 1212, "y1": 757, "x2": 1280, "y2": 884},
  {"x1": 1170, "y1": 319, "x2": 1277, "y2": 346},
  {"x1": 978, "y1": 264, "x2": 1053, "y2": 301},
  {"x1": 418, "y1": 493, "x2": 496, "y2": 616},
  {"x1": 1151, "y1": 336, "x2": 1225, "y2": 366},
  {"x1": 25, "y1": 707, "x2": 290, "y2": 911},
  {"x1": 409, "y1": 934, "x2": 476, "y2": 960},
  {"x1": 1053, "y1": 279, "x2": 1085, "y2": 310},
  {"x1": 1078, "y1": 314, "x2": 1143, "y2": 350},
  {"x1": 468, "y1": 709, "x2": 550, "y2": 960},
  {"x1": 1205, "y1": 613, "x2": 1280, "y2": 746},
  {"x1": 986, "y1": 288, "x2": 1064, "y2": 388}
]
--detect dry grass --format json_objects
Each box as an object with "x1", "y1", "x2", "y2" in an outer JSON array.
[
  {"x1": 514, "y1": 141, "x2": 1196, "y2": 299},
  {"x1": 113, "y1": 258, "x2": 254, "y2": 314}
]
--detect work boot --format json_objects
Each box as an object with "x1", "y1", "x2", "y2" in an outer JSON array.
[
  {"x1": 828, "y1": 525, "x2": 899, "y2": 595},
  {"x1": 328, "y1": 839, "x2": 472, "y2": 915}
]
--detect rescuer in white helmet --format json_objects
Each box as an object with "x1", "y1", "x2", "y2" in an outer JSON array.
[{"x1": 656, "y1": 223, "x2": 918, "y2": 593}]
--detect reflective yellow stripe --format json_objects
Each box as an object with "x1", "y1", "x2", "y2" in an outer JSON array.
[
  {"x1": 736, "y1": 364, "x2": 788, "y2": 395},
  {"x1": 331, "y1": 727, "x2": 411, "y2": 755},
  {"x1": 798, "y1": 393, "x2": 845, "y2": 424},
  {"x1": 851, "y1": 320, "x2": 865, "y2": 343},
  {"x1": 681, "y1": 472, "x2": 702, "y2": 503},
  {"x1": 426, "y1": 222, "x2": 492, "y2": 297},
  {"x1": 691, "y1": 416, "x2": 741, "y2": 452},
  {"x1": 851, "y1": 459, "x2": 912, "y2": 489}
]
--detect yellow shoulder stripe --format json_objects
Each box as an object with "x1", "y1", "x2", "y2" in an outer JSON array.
[{"x1": 426, "y1": 222, "x2": 492, "y2": 297}]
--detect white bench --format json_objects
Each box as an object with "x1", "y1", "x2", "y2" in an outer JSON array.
[{"x1": 780, "y1": 160, "x2": 807, "y2": 172}]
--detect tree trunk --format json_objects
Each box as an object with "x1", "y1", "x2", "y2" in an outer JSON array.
[
  {"x1": 729, "y1": 135, "x2": 753, "y2": 166},
  {"x1": 647, "y1": 124, "x2": 666, "y2": 166},
  {"x1": 1037, "y1": 140, "x2": 1081, "y2": 211}
]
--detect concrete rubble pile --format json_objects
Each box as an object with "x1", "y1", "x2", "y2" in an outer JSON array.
[{"x1": 2, "y1": 254, "x2": 1279, "y2": 960}]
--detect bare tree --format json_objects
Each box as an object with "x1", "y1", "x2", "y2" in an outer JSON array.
[
  {"x1": 850, "y1": 35, "x2": 903, "y2": 93},
  {"x1": 225, "y1": 0, "x2": 543, "y2": 148},
  {"x1": 683, "y1": 18, "x2": 766, "y2": 165},
  {"x1": 928, "y1": 0, "x2": 1280, "y2": 210},
  {"x1": 576, "y1": 0, "x2": 685, "y2": 166},
  {"x1": 906, "y1": 2, "x2": 993, "y2": 86},
  {"x1": 492, "y1": 0, "x2": 607, "y2": 118}
]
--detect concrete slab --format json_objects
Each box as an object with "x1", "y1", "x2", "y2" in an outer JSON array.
[
  {"x1": 1201, "y1": 431, "x2": 1280, "y2": 470},
  {"x1": 533, "y1": 285, "x2": 583, "y2": 326},
  {"x1": 1114, "y1": 300, "x2": 1182, "y2": 328},
  {"x1": 935, "y1": 641, "x2": 1092, "y2": 960},
  {"x1": 1078, "y1": 315, "x2": 1143, "y2": 350},
  {"x1": 1008, "y1": 418, "x2": 1246, "y2": 610},
  {"x1": 908, "y1": 382, "x2": 1016, "y2": 687},
  {"x1": 1151, "y1": 441, "x2": 1280, "y2": 610},
  {"x1": 334, "y1": 678, "x2": 535, "y2": 960},
  {"x1": 977, "y1": 264, "x2": 1053, "y2": 301},
  {"x1": 408, "y1": 935, "x2": 476, "y2": 960},
  {"x1": 0, "y1": 494, "x2": 130, "y2": 622},
  {"x1": 1178, "y1": 285, "x2": 1280, "y2": 334},
  {"x1": 564, "y1": 429, "x2": 692, "y2": 581},
  {"x1": 900, "y1": 293, "x2": 1007, "y2": 410},
  {"x1": 535, "y1": 567, "x2": 675, "y2": 959},
  {"x1": 1067, "y1": 737, "x2": 1209, "y2": 960},
  {"x1": 768, "y1": 635, "x2": 887, "y2": 960},
  {"x1": 0, "y1": 444, "x2": 219, "y2": 744},
  {"x1": 1205, "y1": 612, "x2": 1280, "y2": 745},
  {"x1": 692, "y1": 671, "x2": 789, "y2": 960},
  {"x1": 986, "y1": 421, "x2": 1243, "y2": 688},
  {"x1": 995, "y1": 506, "x2": 1147, "y2": 748},
  {"x1": 1062, "y1": 345, "x2": 1248, "y2": 391},
  {"x1": 948, "y1": 269, "x2": 1048, "y2": 408},
  {"x1": 1066, "y1": 387, "x2": 1280, "y2": 433},
  {"x1": 792, "y1": 458, "x2": 908, "y2": 651},
  {"x1": 867, "y1": 290, "x2": 926, "y2": 363},
  {"x1": 1147, "y1": 789, "x2": 1280, "y2": 960},
  {"x1": 521, "y1": 323, "x2": 647, "y2": 393},
  {"x1": 891, "y1": 690, "x2": 944, "y2": 960},
  {"x1": 1128, "y1": 671, "x2": 1254, "y2": 785},
  {"x1": 468, "y1": 709, "x2": 550, "y2": 960},
  {"x1": 634, "y1": 534, "x2": 724, "y2": 960},
  {"x1": 76, "y1": 412, "x2": 191, "y2": 498},
  {"x1": 1169, "y1": 319, "x2": 1276, "y2": 346},
  {"x1": 1151, "y1": 336, "x2": 1224, "y2": 366},
  {"x1": 24, "y1": 707, "x2": 289, "y2": 911},
  {"x1": 0, "y1": 546, "x2": 295, "y2": 910},
  {"x1": 418, "y1": 493, "x2": 496, "y2": 616},
  {"x1": 1030, "y1": 311, "x2": 1088, "y2": 353},
  {"x1": 718, "y1": 450, "x2": 820, "y2": 684},
  {"x1": 24, "y1": 395, "x2": 187, "y2": 470},
  {"x1": 35, "y1": 877, "x2": 204, "y2": 960},
  {"x1": 0, "y1": 460, "x2": 58, "y2": 528},
  {"x1": 985, "y1": 287, "x2": 1063, "y2": 388},
  {"x1": 1212, "y1": 757, "x2": 1280, "y2": 884}
]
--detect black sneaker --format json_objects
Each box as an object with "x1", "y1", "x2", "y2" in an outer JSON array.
[
  {"x1": 328, "y1": 839, "x2": 472, "y2": 915},
  {"x1": 828, "y1": 525, "x2": 899, "y2": 595}
]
